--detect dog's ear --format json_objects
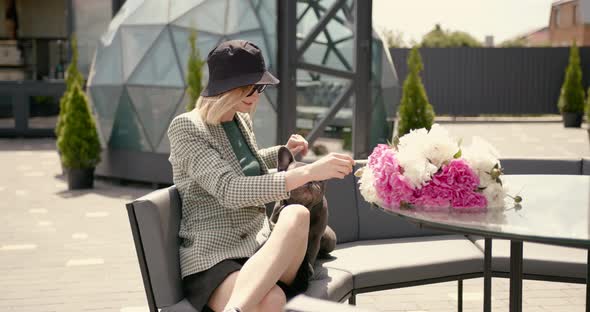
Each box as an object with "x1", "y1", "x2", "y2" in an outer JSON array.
[{"x1": 277, "y1": 146, "x2": 294, "y2": 172}]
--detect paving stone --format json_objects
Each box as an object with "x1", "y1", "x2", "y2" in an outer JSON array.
[{"x1": 1, "y1": 130, "x2": 588, "y2": 312}]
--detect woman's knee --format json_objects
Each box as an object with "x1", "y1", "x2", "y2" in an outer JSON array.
[
  {"x1": 278, "y1": 204, "x2": 310, "y2": 231},
  {"x1": 257, "y1": 285, "x2": 286, "y2": 312}
]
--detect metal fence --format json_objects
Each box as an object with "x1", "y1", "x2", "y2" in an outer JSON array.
[{"x1": 389, "y1": 47, "x2": 590, "y2": 115}]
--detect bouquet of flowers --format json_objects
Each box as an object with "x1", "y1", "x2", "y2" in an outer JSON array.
[{"x1": 355, "y1": 124, "x2": 519, "y2": 212}]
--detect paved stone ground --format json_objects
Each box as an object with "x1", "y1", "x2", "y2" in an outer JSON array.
[
  {"x1": 311, "y1": 121, "x2": 590, "y2": 159},
  {"x1": 0, "y1": 121, "x2": 588, "y2": 312}
]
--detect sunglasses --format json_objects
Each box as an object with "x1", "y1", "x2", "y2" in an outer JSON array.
[{"x1": 246, "y1": 84, "x2": 267, "y2": 97}]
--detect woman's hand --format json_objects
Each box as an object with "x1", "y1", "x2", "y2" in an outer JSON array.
[
  {"x1": 307, "y1": 153, "x2": 355, "y2": 181},
  {"x1": 284, "y1": 153, "x2": 355, "y2": 192},
  {"x1": 285, "y1": 134, "x2": 308, "y2": 157}
]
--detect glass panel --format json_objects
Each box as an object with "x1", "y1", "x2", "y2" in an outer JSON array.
[
  {"x1": 123, "y1": 0, "x2": 169, "y2": 25},
  {"x1": 28, "y1": 95, "x2": 59, "y2": 129},
  {"x1": 88, "y1": 86, "x2": 123, "y2": 147},
  {"x1": 156, "y1": 131, "x2": 171, "y2": 154},
  {"x1": 326, "y1": 39, "x2": 353, "y2": 71},
  {"x1": 170, "y1": 26, "x2": 219, "y2": 79},
  {"x1": 73, "y1": 0, "x2": 112, "y2": 77},
  {"x1": 120, "y1": 25, "x2": 165, "y2": 80},
  {"x1": 297, "y1": 3, "x2": 319, "y2": 39},
  {"x1": 301, "y1": 41, "x2": 328, "y2": 66},
  {"x1": 109, "y1": 89, "x2": 152, "y2": 152},
  {"x1": 296, "y1": 69, "x2": 353, "y2": 161},
  {"x1": 327, "y1": 16, "x2": 353, "y2": 40},
  {"x1": 169, "y1": 0, "x2": 207, "y2": 22},
  {"x1": 369, "y1": 90, "x2": 393, "y2": 149},
  {"x1": 129, "y1": 30, "x2": 184, "y2": 88},
  {"x1": 127, "y1": 86, "x2": 184, "y2": 148},
  {"x1": 252, "y1": 95, "x2": 276, "y2": 147},
  {"x1": 0, "y1": 95, "x2": 14, "y2": 128},
  {"x1": 88, "y1": 32, "x2": 123, "y2": 85},
  {"x1": 101, "y1": 0, "x2": 144, "y2": 45},
  {"x1": 157, "y1": 91, "x2": 189, "y2": 153},
  {"x1": 263, "y1": 86, "x2": 278, "y2": 111},
  {"x1": 226, "y1": 0, "x2": 259, "y2": 34},
  {"x1": 257, "y1": 0, "x2": 277, "y2": 68},
  {"x1": 172, "y1": 0, "x2": 227, "y2": 35}
]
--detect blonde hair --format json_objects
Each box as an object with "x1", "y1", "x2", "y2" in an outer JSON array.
[{"x1": 195, "y1": 85, "x2": 255, "y2": 125}]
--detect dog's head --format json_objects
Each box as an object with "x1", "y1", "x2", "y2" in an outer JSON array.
[{"x1": 277, "y1": 146, "x2": 326, "y2": 208}]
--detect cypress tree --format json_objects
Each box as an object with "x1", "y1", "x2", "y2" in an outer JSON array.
[
  {"x1": 57, "y1": 83, "x2": 101, "y2": 169},
  {"x1": 186, "y1": 30, "x2": 204, "y2": 111},
  {"x1": 557, "y1": 42, "x2": 585, "y2": 114},
  {"x1": 56, "y1": 37, "x2": 85, "y2": 138},
  {"x1": 397, "y1": 47, "x2": 435, "y2": 136}
]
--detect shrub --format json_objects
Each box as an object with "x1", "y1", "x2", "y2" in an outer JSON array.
[
  {"x1": 186, "y1": 30, "x2": 204, "y2": 111},
  {"x1": 57, "y1": 83, "x2": 101, "y2": 169},
  {"x1": 397, "y1": 47, "x2": 435, "y2": 136},
  {"x1": 56, "y1": 37, "x2": 84, "y2": 138},
  {"x1": 557, "y1": 42, "x2": 585, "y2": 113}
]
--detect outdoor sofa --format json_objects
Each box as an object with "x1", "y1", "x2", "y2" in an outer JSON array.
[{"x1": 125, "y1": 157, "x2": 590, "y2": 312}]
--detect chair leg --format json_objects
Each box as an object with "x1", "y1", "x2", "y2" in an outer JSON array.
[
  {"x1": 458, "y1": 279, "x2": 463, "y2": 312},
  {"x1": 349, "y1": 293, "x2": 356, "y2": 305}
]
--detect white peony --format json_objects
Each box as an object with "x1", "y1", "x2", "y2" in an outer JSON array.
[
  {"x1": 482, "y1": 181, "x2": 507, "y2": 208},
  {"x1": 422, "y1": 124, "x2": 460, "y2": 168},
  {"x1": 396, "y1": 124, "x2": 459, "y2": 188},
  {"x1": 357, "y1": 166, "x2": 380, "y2": 204},
  {"x1": 462, "y1": 136, "x2": 502, "y2": 188}
]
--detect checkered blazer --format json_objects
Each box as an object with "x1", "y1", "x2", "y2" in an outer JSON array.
[{"x1": 167, "y1": 110, "x2": 290, "y2": 278}]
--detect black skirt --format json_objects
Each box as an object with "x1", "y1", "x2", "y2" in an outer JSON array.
[{"x1": 182, "y1": 257, "x2": 310, "y2": 311}]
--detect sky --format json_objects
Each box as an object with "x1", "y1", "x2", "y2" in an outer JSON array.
[{"x1": 372, "y1": 0, "x2": 556, "y2": 45}]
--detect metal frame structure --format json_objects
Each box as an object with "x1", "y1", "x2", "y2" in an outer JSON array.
[
  {"x1": 0, "y1": 81, "x2": 66, "y2": 137},
  {"x1": 278, "y1": 0, "x2": 373, "y2": 159}
]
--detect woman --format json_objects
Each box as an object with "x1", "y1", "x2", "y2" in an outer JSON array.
[{"x1": 167, "y1": 40, "x2": 354, "y2": 312}]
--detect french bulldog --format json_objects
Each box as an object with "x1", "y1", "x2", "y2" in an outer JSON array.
[{"x1": 270, "y1": 146, "x2": 337, "y2": 275}]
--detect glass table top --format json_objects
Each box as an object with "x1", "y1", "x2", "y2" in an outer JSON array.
[{"x1": 381, "y1": 175, "x2": 590, "y2": 247}]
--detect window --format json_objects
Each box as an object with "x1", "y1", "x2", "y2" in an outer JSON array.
[
  {"x1": 554, "y1": 7, "x2": 561, "y2": 27},
  {"x1": 573, "y1": 5, "x2": 578, "y2": 25}
]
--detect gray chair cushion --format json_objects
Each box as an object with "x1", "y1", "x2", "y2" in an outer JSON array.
[
  {"x1": 583, "y1": 158, "x2": 590, "y2": 175},
  {"x1": 129, "y1": 186, "x2": 184, "y2": 308},
  {"x1": 160, "y1": 298, "x2": 198, "y2": 312},
  {"x1": 322, "y1": 235, "x2": 484, "y2": 289},
  {"x1": 286, "y1": 295, "x2": 377, "y2": 312},
  {"x1": 324, "y1": 173, "x2": 359, "y2": 243},
  {"x1": 500, "y1": 158, "x2": 582, "y2": 175},
  {"x1": 353, "y1": 162, "x2": 443, "y2": 240},
  {"x1": 472, "y1": 238, "x2": 587, "y2": 279},
  {"x1": 306, "y1": 263, "x2": 353, "y2": 302}
]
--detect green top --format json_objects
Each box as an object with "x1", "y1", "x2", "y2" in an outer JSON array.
[{"x1": 221, "y1": 118, "x2": 262, "y2": 176}]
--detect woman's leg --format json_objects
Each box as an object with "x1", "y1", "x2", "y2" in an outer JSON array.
[
  {"x1": 224, "y1": 204, "x2": 309, "y2": 311},
  {"x1": 208, "y1": 273, "x2": 287, "y2": 312}
]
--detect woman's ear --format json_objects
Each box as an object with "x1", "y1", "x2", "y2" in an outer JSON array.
[{"x1": 277, "y1": 146, "x2": 294, "y2": 172}]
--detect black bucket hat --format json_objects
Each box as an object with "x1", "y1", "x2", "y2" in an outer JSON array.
[{"x1": 201, "y1": 40, "x2": 279, "y2": 97}]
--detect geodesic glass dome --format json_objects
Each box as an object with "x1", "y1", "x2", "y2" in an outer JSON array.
[
  {"x1": 87, "y1": 0, "x2": 278, "y2": 153},
  {"x1": 87, "y1": 0, "x2": 399, "y2": 156}
]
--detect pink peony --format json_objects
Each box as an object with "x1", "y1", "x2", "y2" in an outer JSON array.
[
  {"x1": 367, "y1": 145, "x2": 487, "y2": 212},
  {"x1": 451, "y1": 191, "x2": 487, "y2": 212}
]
